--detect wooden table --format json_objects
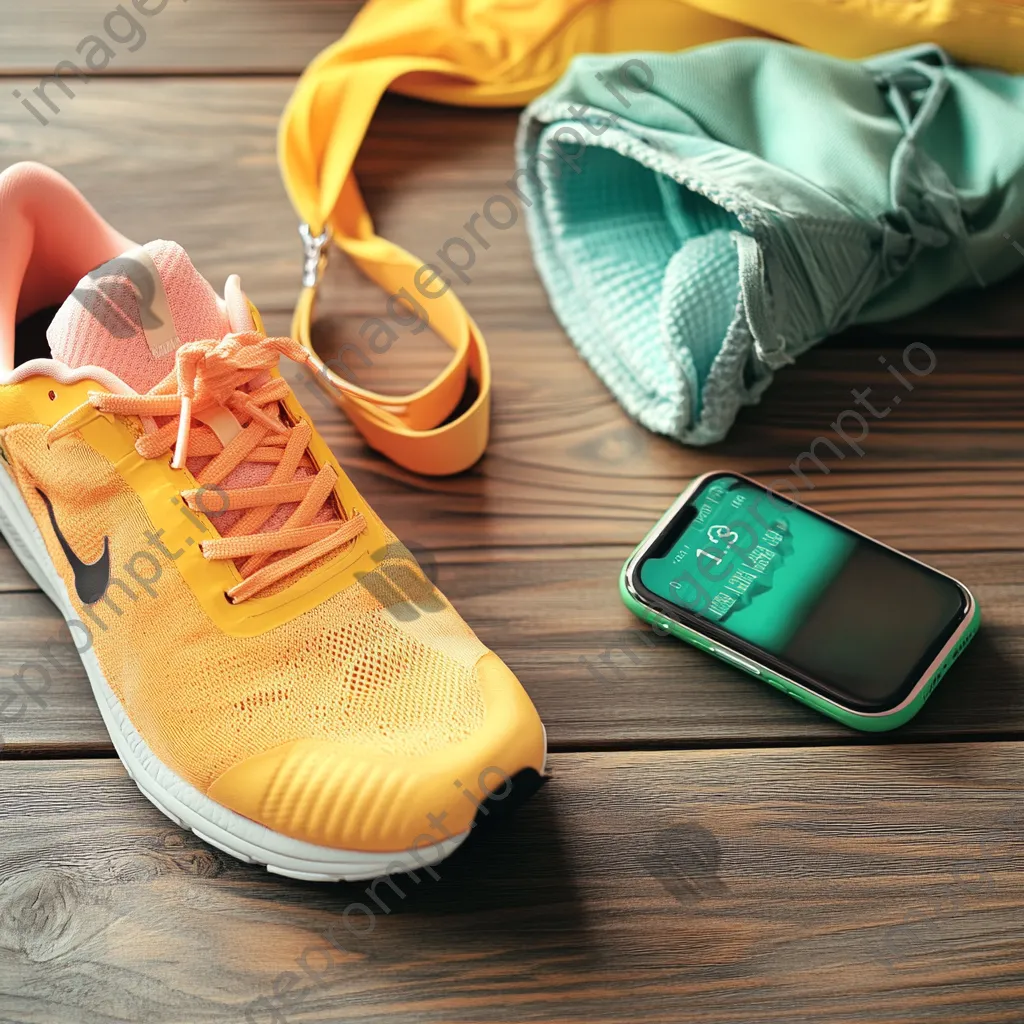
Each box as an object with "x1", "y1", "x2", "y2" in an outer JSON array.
[{"x1": 2, "y1": 4, "x2": 1023, "y2": 1022}]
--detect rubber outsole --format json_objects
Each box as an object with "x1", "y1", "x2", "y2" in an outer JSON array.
[{"x1": 0, "y1": 468, "x2": 473, "y2": 882}]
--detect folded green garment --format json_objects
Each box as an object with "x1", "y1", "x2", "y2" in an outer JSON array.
[{"x1": 516, "y1": 41, "x2": 1024, "y2": 444}]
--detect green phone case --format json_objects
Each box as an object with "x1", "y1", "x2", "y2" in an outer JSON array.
[{"x1": 619, "y1": 477, "x2": 981, "y2": 732}]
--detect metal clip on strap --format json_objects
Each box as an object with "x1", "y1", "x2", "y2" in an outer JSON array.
[
  {"x1": 299, "y1": 224, "x2": 331, "y2": 289},
  {"x1": 290, "y1": 223, "x2": 491, "y2": 477}
]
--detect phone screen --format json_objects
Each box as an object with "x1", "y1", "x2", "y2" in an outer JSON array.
[{"x1": 635, "y1": 474, "x2": 969, "y2": 711}]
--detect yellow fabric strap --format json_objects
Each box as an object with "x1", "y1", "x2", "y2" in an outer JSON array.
[
  {"x1": 278, "y1": 0, "x2": 1023, "y2": 474},
  {"x1": 277, "y1": 0, "x2": 747, "y2": 475}
]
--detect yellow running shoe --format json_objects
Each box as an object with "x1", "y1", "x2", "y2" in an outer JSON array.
[{"x1": 0, "y1": 162, "x2": 546, "y2": 880}]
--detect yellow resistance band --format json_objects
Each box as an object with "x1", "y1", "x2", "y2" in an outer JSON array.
[
  {"x1": 278, "y1": 0, "x2": 1023, "y2": 475},
  {"x1": 276, "y1": 0, "x2": 750, "y2": 475}
]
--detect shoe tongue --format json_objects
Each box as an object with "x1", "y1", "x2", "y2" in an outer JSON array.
[
  {"x1": 47, "y1": 240, "x2": 230, "y2": 392},
  {"x1": 47, "y1": 239, "x2": 342, "y2": 576}
]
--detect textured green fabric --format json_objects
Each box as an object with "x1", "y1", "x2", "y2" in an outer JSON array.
[{"x1": 516, "y1": 41, "x2": 1024, "y2": 445}]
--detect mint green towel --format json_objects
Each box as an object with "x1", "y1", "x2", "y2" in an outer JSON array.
[{"x1": 515, "y1": 41, "x2": 1024, "y2": 445}]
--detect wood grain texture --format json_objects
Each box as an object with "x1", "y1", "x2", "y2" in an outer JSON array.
[
  {"x1": 0, "y1": 1, "x2": 358, "y2": 74},
  {"x1": 2, "y1": 82, "x2": 1022, "y2": 333},
  {"x1": 1, "y1": 16, "x2": 1024, "y2": 1024},
  {"x1": 9, "y1": 319, "x2": 1024, "y2": 749},
  {"x1": 0, "y1": 79, "x2": 1021, "y2": 754},
  {"x1": 3, "y1": 752, "x2": 1024, "y2": 1024},
  {"x1": 284, "y1": 338, "x2": 1024, "y2": 555},
  {"x1": 3, "y1": 322, "x2": 1024, "y2": 752},
  {"x1": 2, "y1": 550, "x2": 1021, "y2": 754}
]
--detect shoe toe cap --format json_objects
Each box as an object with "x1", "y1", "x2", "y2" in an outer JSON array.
[{"x1": 206, "y1": 652, "x2": 546, "y2": 853}]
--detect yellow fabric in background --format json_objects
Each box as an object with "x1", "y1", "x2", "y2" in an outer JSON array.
[
  {"x1": 282, "y1": 0, "x2": 754, "y2": 231},
  {"x1": 278, "y1": 0, "x2": 1023, "y2": 474},
  {"x1": 693, "y1": 0, "x2": 1024, "y2": 74},
  {"x1": 283, "y1": 0, "x2": 1023, "y2": 230}
]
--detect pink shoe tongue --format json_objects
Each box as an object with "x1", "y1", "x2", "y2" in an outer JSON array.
[
  {"x1": 46, "y1": 239, "x2": 340, "y2": 563},
  {"x1": 46, "y1": 240, "x2": 230, "y2": 392}
]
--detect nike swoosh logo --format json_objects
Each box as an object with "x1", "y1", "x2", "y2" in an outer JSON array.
[{"x1": 35, "y1": 487, "x2": 111, "y2": 605}]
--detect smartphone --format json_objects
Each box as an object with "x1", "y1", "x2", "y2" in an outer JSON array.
[{"x1": 620, "y1": 472, "x2": 979, "y2": 731}]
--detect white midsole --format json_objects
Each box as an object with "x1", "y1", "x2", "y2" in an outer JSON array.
[{"x1": 0, "y1": 468, "x2": 467, "y2": 881}]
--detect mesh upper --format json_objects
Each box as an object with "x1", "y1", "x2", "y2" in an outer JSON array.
[{"x1": 3, "y1": 422, "x2": 487, "y2": 789}]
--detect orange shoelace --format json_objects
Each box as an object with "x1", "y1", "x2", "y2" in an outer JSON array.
[{"x1": 47, "y1": 331, "x2": 366, "y2": 603}]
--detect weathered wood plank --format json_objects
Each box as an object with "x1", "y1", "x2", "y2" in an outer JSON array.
[
  {"x1": 2, "y1": 550, "x2": 1020, "y2": 754},
  {"x1": 3, "y1": 325, "x2": 1020, "y2": 582},
  {"x1": 0, "y1": 541, "x2": 29, "y2": 591},
  {"x1": 0, "y1": 1, "x2": 358, "y2": 74},
  {"x1": 277, "y1": 337, "x2": 1024, "y2": 556},
  {"x1": 0, "y1": 16, "x2": 1021, "y2": 1024},
  {"x1": 1, "y1": 80, "x2": 563, "y2": 317},
  {"x1": 1, "y1": 82, "x2": 1022, "y2": 750},
  {"x1": 2, "y1": 82, "x2": 1021, "y2": 334},
  {"x1": 2, "y1": 751, "x2": 1024, "y2": 1023},
  {"x1": 3, "y1": 329, "x2": 1023, "y2": 751},
  {"x1": 1, "y1": 79, "x2": 301, "y2": 311}
]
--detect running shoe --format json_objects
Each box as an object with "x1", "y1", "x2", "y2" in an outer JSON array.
[{"x1": 0, "y1": 162, "x2": 546, "y2": 880}]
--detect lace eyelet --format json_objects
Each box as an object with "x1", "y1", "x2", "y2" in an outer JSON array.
[
  {"x1": 47, "y1": 390, "x2": 56, "y2": 401},
  {"x1": 223, "y1": 590, "x2": 236, "y2": 605}
]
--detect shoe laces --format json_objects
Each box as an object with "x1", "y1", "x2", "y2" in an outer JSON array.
[{"x1": 47, "y1": 331, "x2": 366, "y2": 603}]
